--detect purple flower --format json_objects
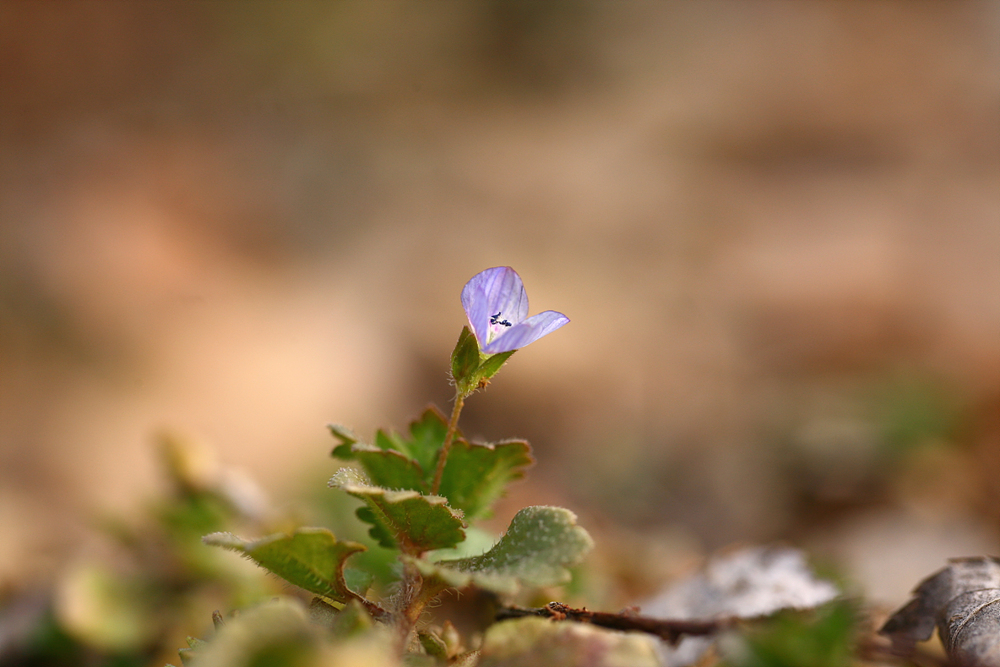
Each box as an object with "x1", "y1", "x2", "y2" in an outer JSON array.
[{"x1": 461, "y1": 267, "x2": 569, "y2": 354}]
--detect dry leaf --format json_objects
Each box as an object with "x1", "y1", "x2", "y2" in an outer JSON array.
[{"x1": 880, "y1": 556, "x2": 1000, "y2": 667}]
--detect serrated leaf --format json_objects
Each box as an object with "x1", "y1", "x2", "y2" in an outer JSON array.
[
  {"x1": 355, "y1": 505, "x2": 396, "y2": 549},
  {"x1": 335, "y1": 408, "x2": 451, "y2": 485},
  {"x1": 330, "y1": 469, "x2": 465, "y2": 555},
  {"x1": 203, "y1": 528, "x2": 365, "y2": 604},
  {"x1": 350, "y1": 446, "x2": 428, "y2": 492},
  {"x1": 370, "y1": 407, "x2": 450, "y2": 474},
  {"x1": 401, "y1": 406, "x2": 452, "y2": 474},
  {"x1": 328, "y1": 424, "x2": 360, "y2": 460},
  {"x1": 437, "y1": 438, "x2": 533, "y2": 520},
  {"x1": 413, "y1": 506, "x2": 593, "y2": 595}
]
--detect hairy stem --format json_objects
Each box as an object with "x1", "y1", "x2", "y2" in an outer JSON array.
[
  {"x1": 395, "y1": 561, "x2": 428, "y2": 654},
  {"x1": 430, "y1": 392, "x2": 465, "y2": 495}
]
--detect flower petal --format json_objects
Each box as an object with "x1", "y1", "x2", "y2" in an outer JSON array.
[
  {"x1": 461, "y1": 267, "x2": 528, "y2": 344},
  {"x1": 481, "y1": 310, "x2": 570, "y2": 354}
]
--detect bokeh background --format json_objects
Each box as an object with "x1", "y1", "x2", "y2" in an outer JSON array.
[{"x1": 2, "y1": 0, "x2": 998, "y2": 619}]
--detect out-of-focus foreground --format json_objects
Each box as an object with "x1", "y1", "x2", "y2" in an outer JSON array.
[{"x1": 1, "y1": 0, "x2": 998, "y2": 655}]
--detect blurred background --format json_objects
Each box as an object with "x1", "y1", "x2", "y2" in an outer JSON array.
[{"x1": 2, "y1": 0, "x2": 998, "y2": 633}]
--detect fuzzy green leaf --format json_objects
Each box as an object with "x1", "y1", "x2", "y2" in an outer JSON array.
[
  {"x1": 413, "y1": 506, "x2": 593, "y2": 595},
  {"x1": 399, "y1": 406, "x2": 452, "y2": 474},
  {"x1": 437, "y1": 438, "x2": 533, "y2": 520},
  {"x1": 329, "y1": 469, "x2": 465, "y2": 555},
  {"x1": 349, "y1": 446, "x2": 428, "y2": 492},
  {"x1": 478, "y1": 616, "x2": 660, "y2": 667},
  {"x1": 184, "y1": 598, "x2": 399, "y2": 667},
  {"x1": 335, "y1": 407, "x2": 450, "y2": 483},
  {"x1": 328, "y1": 424, "x2": 360, "y2": 460},
  {"x1": 419, "y1": 630, "x2": 450, "y2": 660},
  {"x1": 203, "y1": 528, "x2": 365, "y2": 603}
]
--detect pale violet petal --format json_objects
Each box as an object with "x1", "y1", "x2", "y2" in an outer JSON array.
[
  {"x1": 482, "y1": 310, "x2": 569, "y2": 354},
  {"x1": 484, "y1": 267, "x2": 528, "y2": 325},
  {"x1": 461, "y1": 281, "x2": 492, "y2": 345},
  {"x1": 461, "y1": 267, "x2": 528, "y2": 345}
]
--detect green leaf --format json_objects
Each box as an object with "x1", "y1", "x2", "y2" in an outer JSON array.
[
  {"x1": 328, "y1": 423, "x2": 361, "y2": 460},
  {"x1": 343, "y1": 567, "x2": 374, "y2": 596},
  {"x1": 419, "y1": 630, "x2": 449, "y2": 660},
  {"x1": 413, "y1": 506, "x2": 593, "y2": 595},
  {"x1": 355, "y1": 505, "x2": 396, "y2": 549},
  {"x1": 403, "y1": 406, "x2": 452, "y2": 474},
  {"x1": 183, "y1": 598, "x2": 400, "y2": 667},
  {"x1": 330, "y1": 469, "x2": 466, "y2": 555},
  {"x1": 195, "y1": 598, "x2": 318, "y2": 667},
  {"x1": 478, "y1": 616, "x2": 660, "y2": 667},
  {"x1": 309, "y1": 597, "x2": 374, "y2": 637},
  {"x1": 337, "y1": 407, "x2": 450, "y2": 481},
  {"x1": 734, "y1": 601, "x2": 857, "y2": 667},
  {"x1": 350, "y1": 446, "x2": 428, "y2": 492},
  {"x1": 451, "y1": 326, "x2": 481, "y2": 394},
  {"x1": 437, "y1": 438, "x2": 533, "y2": 521},
  {"x1": 203, "y1": 527, "x2": 366, "y2": 604}
]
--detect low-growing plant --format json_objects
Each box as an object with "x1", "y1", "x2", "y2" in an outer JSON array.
[{"x1": 186, "y1": 266, "x2": 600, "y2": 665}]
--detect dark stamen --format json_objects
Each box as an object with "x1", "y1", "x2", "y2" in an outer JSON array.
[{"x1": 490, "y1": 312, "x2": 512, "y2": 327}]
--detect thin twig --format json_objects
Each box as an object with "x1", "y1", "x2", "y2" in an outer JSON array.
[{"x1": 497, "y1": 602, "x2": 733, "y2": 645}]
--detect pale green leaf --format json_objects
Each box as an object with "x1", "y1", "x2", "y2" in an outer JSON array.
[
  {"x1": 478, "y1": 616, "x2": 660, "y2": 667},
  {"x1": 203, "y1": 527, "x2": 365, "y2": 604},
  {"x1": 437, "y1": 438, "x2": 533, "y2": 521},
  {"x1": 330, "y1": 469, "x2": 465, "y2": 555},
  {"x1": 413, "y1": 506, "x2": 593, "y2": 595}
]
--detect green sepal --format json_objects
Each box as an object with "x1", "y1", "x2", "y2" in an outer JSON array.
[
  {"x1": 330, "y1": 468, "x2": 466, "y2": 555},
  {"x1": 476, "y1": 349, "x2": 516, "y2": 381},
  {"x1": 437, "y1": 438, "x2": 533, "y2": 521},
  {"x1": 452, "y1": 327, "x2": 517, "y2": 395},
  {"x1": 451, "y1": 326, "x2": 482, "y2": 394},
  {"x1": 202, "y1": 527, "x2": 366, "y2": 604},
  {"x1": 412, "y1": 506, "x2": 593, "y2": 595}
]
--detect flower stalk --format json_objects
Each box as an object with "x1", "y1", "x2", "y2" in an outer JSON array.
[{"x1": 431, "y1": 392, "x2": 465, "y2": 496}]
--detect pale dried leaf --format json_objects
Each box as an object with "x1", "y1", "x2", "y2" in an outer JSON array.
[
  {"x1": 881, "y1": 556, "x2": 1000, "y2": 667},
  {"x1": 640, "y1": 546, "x2": 839, "y2": 666}
]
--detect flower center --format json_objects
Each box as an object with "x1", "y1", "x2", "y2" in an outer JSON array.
[{"x1": 488, "y1": 311, "x2": 512, "y2": 341}]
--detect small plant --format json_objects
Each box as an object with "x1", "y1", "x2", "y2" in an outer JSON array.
[{"x1": 193, "y1": 267, "x2": 595, "y2": 663}]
